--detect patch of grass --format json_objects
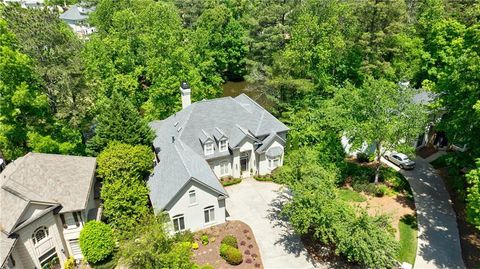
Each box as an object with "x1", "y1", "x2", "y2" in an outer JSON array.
[
  {"x1": 397, "y1": 214, "x2": 418, "y2": 265},
  {"x1": 338, "y1": 188, "x2": 367, "y2": 202}
]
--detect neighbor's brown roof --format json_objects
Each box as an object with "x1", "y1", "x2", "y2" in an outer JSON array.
[{"x1": 0, "y1": 153, "x2": 96, "y2": 234}]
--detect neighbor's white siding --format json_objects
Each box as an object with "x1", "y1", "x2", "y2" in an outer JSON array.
[
  {"x1": 166, "y1": 181, "x2": 226, "y2": 232},
  {"x1": 14, "y1": 211, "x2": 67, "y2": 268}
]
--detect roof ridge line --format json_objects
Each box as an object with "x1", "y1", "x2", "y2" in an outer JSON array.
[{"x1": 174, "y1": 143, "x2": 192, "y2": 177}]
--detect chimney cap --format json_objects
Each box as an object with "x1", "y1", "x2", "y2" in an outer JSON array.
[{"x1": 180, "y1": 81, "x2": 190, "y2": 90}]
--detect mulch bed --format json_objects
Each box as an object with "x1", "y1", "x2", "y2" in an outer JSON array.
[
  {"x1": 416, "y1": 146, "x2": 438, "y2": 159},
  {"x1": 437, "y1": 168, "x2": 480, "y2": 268},
  {"x1": 193, "y1": 220, "x2": 263, "y2": 269}
]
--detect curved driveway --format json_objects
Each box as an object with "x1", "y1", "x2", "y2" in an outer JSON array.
[
  {"x1": 383, "y1": 157, "x2": 465, "y2": 269},
  {"x1": 225, "y1": 178, "x2": 320, "y2": 269}
]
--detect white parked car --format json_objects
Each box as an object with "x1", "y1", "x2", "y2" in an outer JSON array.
[{"x1": 384, "y1": 152, "x2": 415, "y2": 170}]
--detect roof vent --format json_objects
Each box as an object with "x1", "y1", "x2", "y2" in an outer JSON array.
[
  {"x1": 171, "y1": 136, "x2": 175, "y2": 143},
  {"x1": 174, "y1": 121, "x2": 179, "y2": 127},
  {"x1": 177, "y1": 127, "x2": 182, "y2": 132}
]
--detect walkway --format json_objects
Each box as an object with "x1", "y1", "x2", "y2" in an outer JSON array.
[
  {"x1": 382, "y1": 157, "x2": 465, "y2": 269},
  {"x1": 225, "y1": 178, "x2": 320, "y2": 269}
]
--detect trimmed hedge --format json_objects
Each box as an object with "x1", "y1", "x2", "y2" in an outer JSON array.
[
  {"x1": 220, "y1": 243, "x2": 243, "y2": 265},
  {"x1": 79, "y1": 221, "x2": 115, "y2": 264},
  {"x1": 221, "y1": 235, "x2": 238, "y2": 248}
]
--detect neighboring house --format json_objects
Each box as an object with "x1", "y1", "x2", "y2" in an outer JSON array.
[
  {"x1": 0, "y1": 153, "x2": 98, "y2": 269},
  {"x1": 1, "y1": 0, "x2": 44, "y2": 8},
  {"x1": 148, "y1": 82, "x2": 289, "y2": 232},
  {"x1": 59, "y1": 4, "x2": 95, "y2": 36}
]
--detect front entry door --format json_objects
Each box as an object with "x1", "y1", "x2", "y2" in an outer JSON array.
[
  {"x1": 240, "y1": 157, "x2": 248, "y2": 173},
  {"x1": 240, "y1": 152, "x2": 249, "y2": 176}
]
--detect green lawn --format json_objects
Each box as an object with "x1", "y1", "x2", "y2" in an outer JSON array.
[
  {"x1": 338, "y1": 188, "x2": 367, "y2": 202},
  {"x1": 397, "y1": 214, "x2": 418, "y2": 265}
]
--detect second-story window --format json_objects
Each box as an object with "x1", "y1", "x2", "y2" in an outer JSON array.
[
  {"x1": 189, "y1": 190, "x2": 196, "y2": 205},
  {"x1": 32, "y1": 226, "x2": 49, "y2": 245},
  {"x1": 204, "y1": 142, "x2": 214, "y2": 155},
  {"x1": 219, "y1": 140, "x2": 228, "y2": 152}
]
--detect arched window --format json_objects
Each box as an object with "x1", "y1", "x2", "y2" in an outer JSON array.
[{"x1": 32, "y1": 226, "x2": 49, "y2": 245}]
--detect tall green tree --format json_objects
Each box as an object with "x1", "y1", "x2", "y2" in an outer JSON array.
[
  {"x1": 328, "y1": 78, "x2": 428, "y2": 183},
  {"x1": 86, "y1": 90, "x2": 154, "y2": 155},
  {"x1": 281, "y1": 149, "x2": 399, "y2": 268},
  {"x1": 466, "y1": 159, "x2": 480, "y2": 230},
  {"x1": 2, "y1": 6, "x2": 91, "y2": 129},
  {"x1": 96, "y1": 142, "x2": 153, "y2": 233},
  {"x1": 0, "y1": 19, "x2": 82, "y2": 160},
  {"x1": 119, "y1": 215, "x2": 193, "y2": 269},
  {"x1": 85, "y1": 0, "x2": 222, "y2": 119},
  {"x1": 193, "y1": 4, "x2": 249, "y2": 80}
]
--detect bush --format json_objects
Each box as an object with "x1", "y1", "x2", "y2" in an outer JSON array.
[
  {"x1": 375, "y1": 184, "x2": 388, "y2": 197},
  {"x1": 221, "y1": 235, "x2": 238, "y2": 248},
  {"x1": 220, "y1": 176, "x2": 242, "y2": 186},
  {"x1": 79, "y1": 221, "x2": 115, "y2": 264},
  {"x1": 192, "y1": 242, "x2": 199, "y2": 250},
  {"x1": 254, "y1": 174, "x2": 273, "y2": 182},
  {"x1": 63, "y1": 256, "x2": 75, "y2": 269},
  {"x1": 357, "y1": 152, "x2": 374, "y2": 163},
  {"x1": 201, "y1": 234, "x2": 209, "y2": 245},
  {"x1": 220, "y1": 243, "x2": 243, "y2": 265},
  {"x1": 352, "y1": 182, "x2": 376, "y2": 195}
]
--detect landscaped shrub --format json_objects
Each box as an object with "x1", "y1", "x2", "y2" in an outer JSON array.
[
  {"x1": 220, "y1": 176, "x2": 242, "y2": 186},
  {"x1": 79, "y1": 221, "x2": 115, "y2": 264},
  {"x1": 221, "y1": 235, "x2": 238, "y2": 248},
  {"x1": 201, "y1": 234, "x2": 209, "y2": 245},
  {"x1": 192, "y1": 242, "x2": 199, "y2": 250},
  {"x1": 220, "y1": 243, "x2": 243, "y2": 265},
  {"x1": 240, "y1": 240, "x2": 246, "y2": 246},
  {"x1": 245, "y1": 258, "x2": 253, "y2": 264},
  {"x1": 63, "y1": 256, "x2": 75, "y2": 269},
  {"x1": 244, "y1": 249, "x2": 250, "y2": 255},
  {"x1": 375, "y1": 184, "x2": 389, "y2": 197},
  {"x1": 356, "y1": 152, "x2": 374, "y2": 163}
]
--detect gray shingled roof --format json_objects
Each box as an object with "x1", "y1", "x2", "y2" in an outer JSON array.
[
  {"x1": 266, "y1": 146, "x2": 284, "y2": 158},
  {"x1": 148, "y1": 94, "x2": 288, "y2": 211},
  {"x1": 0, "y1": 153, "x2": 96, "y2": 234},
  {"x1": 0, "y1": 232, "x2": 16, "y2": 267},
  {"x1": 59, "y1": 5, "x2": 93, "y2": 22},
  {"x1": 148, "y1": 139, "x2": 227, "y2": 211}
]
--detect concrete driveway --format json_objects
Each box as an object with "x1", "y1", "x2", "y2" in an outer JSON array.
[
  {"x1": 382, "y1": 157, "x2": 466, "y2": 269},
  {"x1": 225, "y1": 178, "x2": 320, "y2": 269}
]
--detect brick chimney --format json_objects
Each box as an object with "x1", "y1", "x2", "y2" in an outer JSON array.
[{"x1": 180, "y1": 82, "x2": 191, "y2": 109}]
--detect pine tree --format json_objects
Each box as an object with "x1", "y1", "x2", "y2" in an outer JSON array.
[{"x1": 86, "y1": 90, "x2": 154, "y2": 155}]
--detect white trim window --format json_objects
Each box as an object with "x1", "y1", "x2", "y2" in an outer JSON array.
[
  {"x1": 189, "y1": 190, "x2": 196, "y2": 205},
  {"x1": 172, "y1": 214, "x2": 185, "y2": 231},
  {"x1": 32, "y1": 226, "x2": 49, "y2": 245},
  {"x1": 204, "y1": 142, "x2": 214, "y2": 155},
  {"x1": 268, "y1": 157, "x2": 281, "y2": 169},
  {"x1": 204, "y1": 206, "x2": 215, "y2": 224},
  {"x1": 219, "y1": 139, "x2": 228, "y2": 152},
  {"x1": 220, "y1": 161, "x2": 229, "y2": 176}
]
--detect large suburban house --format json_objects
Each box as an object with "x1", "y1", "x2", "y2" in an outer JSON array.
[
  {"x1": 0, "y1": 153, "x2": 98, "y2": 269},
  {"x1": 148, "y1": 82, "x2": 289, "y2": 232},
  {"x1": 59, "y1": 4, "x2": 96, "y2": 37}
]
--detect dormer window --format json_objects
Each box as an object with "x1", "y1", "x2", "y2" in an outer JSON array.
[
  {"x1": 204, "y1": 142, "x2": 214, "y2": 155},
  {"x1": 219, "y1": 139, "x2": 228, "y2": 152}
]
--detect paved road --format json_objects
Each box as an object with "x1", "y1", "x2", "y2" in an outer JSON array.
[
  {"x1": 226, "y1": 178, "x2": 320, "y2": 269},
  {"x1": 383, "y1": 157, "x2": 466, "y2": 269}
]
